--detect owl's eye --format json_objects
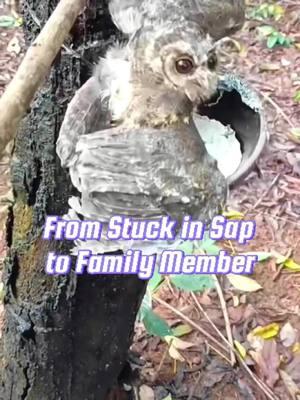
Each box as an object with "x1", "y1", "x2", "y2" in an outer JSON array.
[
  {"x1": 207, "y1": 52, "x2": 218, "y2": 71},
  {"x1": 175, "y1": 57, "x2": 195, "y2": 74}
]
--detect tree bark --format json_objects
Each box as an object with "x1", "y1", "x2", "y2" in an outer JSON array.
[{"x1": 0, "y1": 1, "x2": 146, "y2": 399}]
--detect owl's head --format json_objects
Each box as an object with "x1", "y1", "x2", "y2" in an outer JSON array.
[{"x1": 130, "y1": 21, "x2": 219, "y2": 104}]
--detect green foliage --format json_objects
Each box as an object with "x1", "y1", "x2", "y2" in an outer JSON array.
[
  {"x1": 0, "y1": 282, "x2": 4, "y2": 303},
  {"x1": 251, "y1": 3, "x2": 285, "y2": 21},
  {"x1": 170, "y1": 274, "x2": 215, "y2": 292},
  {"x1": 147, "y1": 268, "x2": 163, "y2": 293},
  {"x1": 0, "y1": 15, "x2": 22, "y2": 28},
  {"x1": 138, "y1": 238, "x2": 273, "y2": 338},
  {"x1": 258, "y1": 25, "x2": 294, "y2": 48},
  {"x1": 142, "y1": 307, "x2": 173, "y2": 338},
  {"x1": 242, "y1": 252, "x2": 272, "y2": 262},
  {"x1": 294, "y1": 90, "x2": 300, "y2": 103}
]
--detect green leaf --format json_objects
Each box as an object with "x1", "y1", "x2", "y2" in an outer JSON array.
[
  {"x1": 199, "y1": 242, "x2": 220, "y2": 256},
  {"x1": 137, "y1": 290, "x2": 152, "y2": 321},
  {"x1": 196, "y1": 233, "x2": 219, "y2": 255},
  {"x1": 294, "y1": 91, "x2": 300, "y2": 103},
  {"x1": 147, "y1": 268, "x2": 163, "y2": 293},
  {"x1": 258, "y1": 25, "x2": 275, "y2": 37},
  {"x1": 170, "y1": 274, "x2": 215, "y2": 293},
  {"x1": 142, "y1": 308, "x2": 172, "y2": 338},
  {"x1": 162, "y1": 395, "x2": 172, "y2": 400},
  {"x1": 172, "y1": 324, "x2": 193, "y2": 337},
  {"x1": 176, "y1": 241, "x2": 194, "y2": 254},
  {"x1": 0, "y1": 15, "x2": 16, "y2": 28},
  {"x1": 0, "y1": 282, "x2": 4, "y2": 303},
  {"x1": 267, "y1": 34, "x2": 279, "y2": 48},
  {"x1": 278, "y1": 34, "x2": 287, "y2": 46},
  {"x1": 242, "y1": 252, "x2": 272, "y2": 262}
]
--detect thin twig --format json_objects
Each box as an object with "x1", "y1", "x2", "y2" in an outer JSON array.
[
  {"x1": 213, "y1": 277, "x2": 235, "y2": 365},
  {"x1": 191, "y1": 287, "x2": 235, "y2": 366},
  {"x1": 153, "y1": 345, "x2": 169, "y2": 380},
  {"x1": 249, "y1": 173, "x2": 281, "y2": 211},
  {"x1": 153, "y1": 296, "x2": 229, "y2": 353},
  {"x1": 154, "y1": 296, "x2": 278, "y2": 400},
  {"x1": 190, "y1": 292, "x2": 230, "y2": 353},
  {"x1": 261, "y1": 92, "x2": 294, "y2": 129},
  {"x1": 187, "y1": 372, "x2": 202, "y2": 400},
  {"x1": 206, "y1": 342, "x2": 231, "y2": 364}
]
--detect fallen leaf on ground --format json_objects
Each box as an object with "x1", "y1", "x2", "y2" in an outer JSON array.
[
  {"x1": 172, "y1": 324, "x2": 193, "y2": 338},
  {"x1": 280, "y1": 323, "x2": 297, "y2": 347},
  {"x1": 227, "y1": 274, "x2": 262, "y2": 292},
  {"x1": 165, "y1": 336, "x2": 195, "y2": 362},
  {"x1": 168, "y1": 344, "x2": 185, "y2": 362},
  {"x1": 279, "y1": 370, "x2": 300, "y2": 400},
  {"x1": 223, "y1": 209, "x2": 244, "y2": 219},
  {"x1": 250, "y1": 340, "x2": 280, "y2": 388},
  {"x1": 165, "y1": 336, "x2": 195, "y2": 350},
  {"x1": 259, "y1": 63, "x2": 280, "y2": 72},
  {"x1": 286, "y1": 355, "x2": 300, "y2": 385},
  {"x1": 252, "y1": 323, "x2": 280, "y2": 340},
  {"x1": 161, "y1": 395, "x2": 172, "y2": 400},
  {"x1": 283, "y1": 259, "x2": 300, "y2": 272},
  {"x1": 234, "y1": 340, "x2": 247, "y2": 359},
  {"x1": 139, "y1": 385, "x2": 155, "y2": 400},
  {"x1": 293, "y1": 343, "x2": 300, "y2": 354},
  {"x1": 7, "y1": 36, "x2": 21, "y2": 54}
]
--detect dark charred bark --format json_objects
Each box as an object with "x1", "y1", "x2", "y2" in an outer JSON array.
[{"x1": 0, "y1": 1, "x2": 146, "y2": 399}]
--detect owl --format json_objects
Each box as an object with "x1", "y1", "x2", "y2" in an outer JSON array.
[
  {"x1": 56, "y1": 21, "x2": 227, "y2": 254},
  {"x1": 109, "y1": 0, "x2": 245, "y2": 41},
  {"x1": 94, "y1": 21, "x2": 219, "y2": 124}
]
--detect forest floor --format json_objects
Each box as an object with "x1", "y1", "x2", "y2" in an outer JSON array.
[{"x1": 0, "y1": 1, "x2": 300, "y2": 399}]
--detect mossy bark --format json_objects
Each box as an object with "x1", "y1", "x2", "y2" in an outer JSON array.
[{"x1": 0, "y1": 1, "x2": 146, "y2": 399}]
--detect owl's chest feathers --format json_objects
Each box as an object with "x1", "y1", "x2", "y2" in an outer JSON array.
[{"x1": 122, "y1": 86, "x2": 193, "y2": 129}]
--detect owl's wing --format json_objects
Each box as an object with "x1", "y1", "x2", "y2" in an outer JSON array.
[
  {"x1": 69, "y1": 126, "x2": 226, "y2": 224},
  {"x1": 108, "y1": 0, "x2": 143, "y2": 35},
  {"x1": 56, "y1": 77, "x2": 110, "y2": 168}
]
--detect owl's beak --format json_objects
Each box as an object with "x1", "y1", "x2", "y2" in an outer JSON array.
[{"x1": 185, "y1": 72, "x2": 219, "y2": 105}]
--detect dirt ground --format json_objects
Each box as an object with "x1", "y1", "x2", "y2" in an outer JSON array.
[{"x1": 0, "y1": 1, "x2": 300, "y2": 399}]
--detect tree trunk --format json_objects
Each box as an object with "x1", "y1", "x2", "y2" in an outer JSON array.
[{"x1": 0, "y1": 1, "x2": 146, "y2": 399}]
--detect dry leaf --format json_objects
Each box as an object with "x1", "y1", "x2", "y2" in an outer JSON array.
[
  {"x1": 232, "y1": 295, "x2": 240, "y2": 307},
  {"x1": 280, "y1": 323, "x2": 297, "y2": 347},
  {"x1": 165, "y1": 336, "x2": 195, "y2": 350},
  {"x1": 286, "y1": 355, "x2": 300, "y2": 385},
  {"x1": 165, "y1": 336, "x2": 194, "y2": 362},
  {"x1": 168, "y1": 344, "x2": 185, "y2": 362},
  {"x1": 280, "y1": 370, "x2": 300, "y2": 400},
  {"x1": 223, "y1": 210, "x2": 244, "y2": 219},
  {"x1": 227, "y1": 274, "x2": 262, "y2": 292},
  {"x1": 7, "y1": 36, "x2": 21, "y2": 54},
  {"x1": 139, "y1": 385, "x2": 155, "y2": 400},
  {"x1": 0, "y1": 282, "x2": 4, "y2": 303},
  {"x1": 273, "y1": 251, "x2": 289, "y2": 265},
  {"x1": 247, "y1": 331, "x2": 265, "y2": 353},
  {"x1": 259, "y1": 63, "x2": 280, "y2": 72},
  {"x1": 249, "y1": 340, "x2": 280, "y2": 388},
  {"x1": 293, "y1": 343, "x2": 300, "y2": 354},
  {"x1": 172, "y1": 324, "x2": 193, "y2": 337},
  {"x1": 234, "y1": 340, "x2": 247, "y2": 359},
  {"x1": 252, "y1": 323, "x2": 280, "y2": 340},
  {"x1": 284, "y1": 259, "x2": 300, "y2": 272}
]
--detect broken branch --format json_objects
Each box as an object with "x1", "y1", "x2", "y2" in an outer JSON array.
[{"x1": 0, "y1": 0, "x2": 87, "y2": 158}]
